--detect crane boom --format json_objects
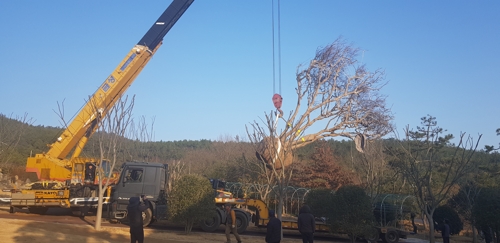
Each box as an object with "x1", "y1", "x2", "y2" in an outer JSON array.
[{"x1": 26, "y1": 0, "x2": 193, "y2": 182}]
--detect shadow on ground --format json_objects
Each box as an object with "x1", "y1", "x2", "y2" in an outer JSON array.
[{"x1": 13, "y1": 220, "x2": 129, "y2": 243}]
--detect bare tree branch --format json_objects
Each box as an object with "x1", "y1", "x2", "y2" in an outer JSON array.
[{"x1": 277, "y1": 38, "x2": 393, "y2": 151}]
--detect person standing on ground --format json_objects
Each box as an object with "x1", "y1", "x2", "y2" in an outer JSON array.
[
  {"x1": 128, "y1": 196, "x2": 150, "y2": 243},
  {"x1": 441, "y1": 219, "x2": 451, "y2": 243},
  {"x1": 266, "y1": 210, "x2": 282, "y2": 243},
  {"x1": 224, "y1": 203, "x2": 242, "y2": 243},
  {"x1": 410, "y1": 212, "x2": 417, "y2": 234},
  {"x1": 298, "y1": 205, "x2": 315, "y2": 243},
  {"x1": 482, "y1": 226, "x2": 492, "y2": 243}
]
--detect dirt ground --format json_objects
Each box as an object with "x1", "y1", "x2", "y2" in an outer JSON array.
[
  {"x1": 0, "y1": 180, "x2": 474, "y2": 243},
  {"x1": 0, "y1": 204, "x2": 472, "y2": 243},
  {"x1": 0, "y1": 217, "x2": 337, "y2": 243},
  {"x1": 0, "y1": 215, "x2": 457, "y2": 243}
]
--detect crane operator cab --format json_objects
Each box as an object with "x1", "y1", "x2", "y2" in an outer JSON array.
[{"x1": 84, "y1": 163, "x2": 96, "y2": 183}]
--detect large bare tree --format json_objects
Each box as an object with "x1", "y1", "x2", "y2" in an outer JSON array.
[
  {"x1": 385, "y1": 115, "x2": 481, "y2": 243},
  {"x1": 252, "y1": 38, "x2": 392, "y2": 170},
  {"x1": 247, "y1": 38, "x2": 393, "y2": 223},
  {"x1": 286, "y1": 38, "x2": 392, "y2": 148}
]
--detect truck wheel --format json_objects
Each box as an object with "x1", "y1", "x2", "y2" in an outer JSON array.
[
  {"x1": 383, "y1": 230, "x2": 399, "y2": 243},
  {"x1": 235, "y1": 211, "x2": 248, "y2": 234},
  {"x1": 200, "y1": 212, "x2": 221, "y2": 232},
  {"x1": 70, "y1": 207, "x2": 81, "y2": 216},
  {"x1": 142, "y1": 208, "x2": 153, "y2": 227},
  {"x1": 28, "y1": 207, "x2": 49, "y2": 215},
  {"x1": 365, "y1": 227, "x2": 380, "y2": 243}
]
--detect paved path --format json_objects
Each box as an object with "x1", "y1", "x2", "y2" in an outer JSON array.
[
  {"x1": 401, "y1": 238, "x2": 431, "y2": 243},
  {"x1": 401, "y1": 237, "x2": 447, "y2": 243}
]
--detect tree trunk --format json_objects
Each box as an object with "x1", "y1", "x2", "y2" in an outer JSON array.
[
  {"x1": 276, "y1": 186, "x2": 285, "y2": 242},
  {"x1": 349, "y1": 234, "x2": 357, "y2": 243},
  {"x1": 427, "y1": 216, "x2": 436, "y2": 243},
  {"x1": 186, "y1": 220, "x2": 193, "y2": 234},
  {"x1": 94, "y1": 190, "x2": 104, "y2": 231},
  {"x1": 472, "y1": 225, "x2": 478, "y2": 243}
]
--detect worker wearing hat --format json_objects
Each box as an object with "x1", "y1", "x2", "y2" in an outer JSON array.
[
  {"x1": 224, "y1": 203, "x2": 242, "y2": 243},
  {"x1": 128, "y1": 196, "x2": 150, "y2": 243}
]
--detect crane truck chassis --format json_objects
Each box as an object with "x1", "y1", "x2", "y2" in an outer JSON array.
[{"x1": 9, "y1": 0, "x2": 193, "y2": 216}]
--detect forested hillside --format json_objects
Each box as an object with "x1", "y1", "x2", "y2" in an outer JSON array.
[{"x1": 1, "y1": 114, "x2": 499, "y2": 195}]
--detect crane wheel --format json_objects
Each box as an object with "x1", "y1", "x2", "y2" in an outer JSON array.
[
  {"x1": 235, "y1": 211, "x2": 249, "y2": 234},
  {"x1": 200, "y1": 211, "x2": 221, "y2": 232}
]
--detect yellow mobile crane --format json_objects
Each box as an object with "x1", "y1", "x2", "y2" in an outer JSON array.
[{"x1": 10, "y1": 0, "x2": 193, "y2": 214}]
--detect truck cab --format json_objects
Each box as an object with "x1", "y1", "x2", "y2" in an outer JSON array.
[
  {"x1": 109, "y1": 162, "x2": 168, "y2": 226},
  {"x1": 109, "y1": 163, "x2": 252, "y2": 233}
]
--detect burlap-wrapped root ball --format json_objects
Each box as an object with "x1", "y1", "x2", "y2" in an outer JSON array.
[{"x1": 255, "y1": 136, "x2": 293, "y2": 170}]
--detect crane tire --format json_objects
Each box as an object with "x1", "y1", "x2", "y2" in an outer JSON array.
[
  {"x1": 200, "y1": 211, "x2": 222, "y2": 232},
  {"x1": 235, "y1": 211, "x2": 248, "y2": 234}
]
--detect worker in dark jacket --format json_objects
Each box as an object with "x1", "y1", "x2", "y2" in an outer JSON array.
[
  {"x1": 298, "y1": 205, "x2": 315, "y2": 243},
  {"x1": 128, "y1": 196, "x2": 150, "y2": 243},
  {"x1": 266, "y1": 210, "x2": 282, "y2": 243},
  {"x1": 441, "y1": 219, "x2": 451, "y2": 243}
]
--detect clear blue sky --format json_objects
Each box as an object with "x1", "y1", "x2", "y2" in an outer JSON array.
[{"x1": 1, "y1": 1, "x2": 498, "y2": 149}]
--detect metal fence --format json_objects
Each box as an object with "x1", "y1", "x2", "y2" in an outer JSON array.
[
  {"x1": 225, "y1": 182, "x2": 416, "y2": 224},
  {"x1": 225, "y1": 182, "x2": 310, "y2": 216}
]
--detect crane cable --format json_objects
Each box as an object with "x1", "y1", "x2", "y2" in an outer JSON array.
[
  {"x1": 271, "y1": 0, "x2": 283, "y2": 119},
  {"x1": 272, "y1": 0, "x2": 282, "y2": 95},
  {"x1": 271, "y1": 0, "x2": 284, "y2": 168}
]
